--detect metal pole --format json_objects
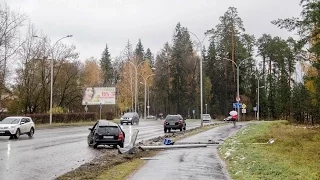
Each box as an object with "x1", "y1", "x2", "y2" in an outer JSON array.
[
  {"x1": 144, "y1": 81, "x2": 147, "y2": 120},
  {"x1": 50, "y1": 57, "x2": 53, "y2": 125},
  {"x1": 205, "y1": 104, "x2": 207, "y2": 114},
  {"x1": 147, "y1": 86, "x2": 150, "y2": 116},
  {"x1": 49, "y1": 35, "x2": 72, "y2": 125},
  {"x1": 257, "y1": 78, "x2": 260, "y2": 121},
  {"x1": 200, "y1": 47, "x2": 203, "y2": 127},
  {"x1": 237, "y1": 65, "x2": 240, "y2": 121}
]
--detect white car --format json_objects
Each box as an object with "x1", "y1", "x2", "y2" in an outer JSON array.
[
  {"x1": 203, "y1": 114, "x2": 211, "y2": 122},
  {"x1": 0, "y1": 116, "x2": 35, "y2": 139}
]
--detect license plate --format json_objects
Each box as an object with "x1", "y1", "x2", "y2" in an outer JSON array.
[
  {"x1": 170, "y1": 123, "x2": 175, "y2": 125},
  {"x1": 0, "y1": 131, "x2": 5, "y2": 133},
  {"x1": 103, "y1": 136, "x2": 114, "y2": 139}
]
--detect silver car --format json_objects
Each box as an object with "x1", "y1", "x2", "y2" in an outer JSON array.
[{"x1": 120, "y1": 112, "x2": 139, "y2": 125}]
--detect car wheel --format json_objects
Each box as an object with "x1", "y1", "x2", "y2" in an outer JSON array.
[
  {"x1": 28, "y1": 127, "x2": 34, "y2": 138},
  {"x1": 119, "y1": 142, "x2": 124, "y2": 148},
  {"x1": 131, "y1": 122, "x2": 133, "y2": 125},
  {"x1": 184, "y1": 126, "x2": 186, "y2": 131},
  {"x1": 180, "y1": 128, "x2": 182, "y2": 131},
  {"x1": 15, "y1": 128, "x2": 20, "y2": 139},
  {"x1": 93, "y1": 143, "x2": 98, "y2": 148},
  {"x1": 164, "y1": 128, "x2": 167, "y2": 133},
  {"x1": 120, "y1": 122, "x2": 123, "y2": 125},
  {"x1": 168, "y1": 129, "x2": 171, "y2": 133}
]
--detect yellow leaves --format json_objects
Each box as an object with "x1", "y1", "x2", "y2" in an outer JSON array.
[
  {"x1": 82, "y1": 57, "x2": 102, "y2": 87},
  {"x1": 305, "y1": 80, "x2": 316, "y2": 94}
]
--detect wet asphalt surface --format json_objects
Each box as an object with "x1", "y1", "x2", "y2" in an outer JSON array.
[
  {"x1": 130, "y1": 122, "x2": 253, "y2": 180},
  {"x1": 0, "y1": 120, "x2": 205, "y2": 180}
]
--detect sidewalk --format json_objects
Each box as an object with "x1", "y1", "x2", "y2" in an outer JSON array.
[{"x1": 129, "y1": 122, "x2": 251, "y2": 180}]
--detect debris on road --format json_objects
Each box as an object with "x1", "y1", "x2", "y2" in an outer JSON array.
[
  {"x1": 118, "y1": 129, "x2": 139, "y2": 154},
  {"x1": 139, "y1": 144, "x2": 208, "y2": 150}
]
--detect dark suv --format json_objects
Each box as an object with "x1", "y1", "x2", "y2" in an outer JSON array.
[
  {"x1": 87, "y1": 120, "x2": 125, "y2": 148},
  {"x1": 163, "y1": 114, "x2": 186, "y2": 133},
  {"x1": 120, "y1": 112, "x2": 139, "y2": 125}
]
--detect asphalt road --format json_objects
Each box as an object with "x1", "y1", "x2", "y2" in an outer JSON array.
[
  {"x1": 130, "y1": 122, "x2": 253, "y2": 180},
  {"x1": 0, "y1": 120, "x2": 205, "y2": 180}
]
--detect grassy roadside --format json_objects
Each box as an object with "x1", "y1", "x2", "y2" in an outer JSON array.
[
  {"x1": 219, "y1": 121, "x2": 320, "y2": 180},
  {"x1": 58, "y1": 123, "x2": 224, "y2": 180},
  {"x1": 36, "y1": 119, "x2": 120, "y2": 129}
]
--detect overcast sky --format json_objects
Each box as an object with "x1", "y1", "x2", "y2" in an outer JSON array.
[{"x1": 3, "y1": 0, "x2": 302, "y2": 61}]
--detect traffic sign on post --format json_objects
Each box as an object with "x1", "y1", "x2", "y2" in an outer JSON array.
[
  {"x1": 253, "y1": 106, "x2": 257, "y2": 111},
  {"x1": 242, "y1": 108, "x2": 246, "y2": 113},
  {"x1": 236, "y1": 96, "x2": 240, "y2": 102},
  {"x1": 242, "y1": 103, "x2": 246, "y2": 109}
]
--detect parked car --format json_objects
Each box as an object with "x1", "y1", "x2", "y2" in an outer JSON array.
[
  {"x1": 202, "y1": 114, "x2": 211, "y2": 122},
  {"x1": 87, "y1": 120, "x2": 125, "y2": 148},
  {"x1": 146, "y1": 115, "x2": 156, "y2": 120},
  {"x1": 224, "y1": 116, "x2": 232, "y2": 122},
  {"x1": 0, "y1": 116, "x2": 35, "y2": 139},
  {"x1": 163, "y1": 114, "x2": 186, "y2": 133},
  {"x1": 120, "y1": 112, "x2": 139, "y2": 125}
]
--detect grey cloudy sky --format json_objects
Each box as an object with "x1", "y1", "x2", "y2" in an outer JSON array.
[{"x1": 4, "y1": 0, "x2": 302, "y2": 61}]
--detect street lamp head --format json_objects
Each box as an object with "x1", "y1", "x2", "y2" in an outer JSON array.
[{"x1": 66, "y1": 35, "x2": 73, "y2": 38}]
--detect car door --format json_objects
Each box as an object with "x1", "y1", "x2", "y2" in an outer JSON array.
[
  {"x1": 24, "y1": 118, "x2": 32, "y2": 132},
  {"x1": 20, "y1": 118, "x2": 28, "y2": 133}
]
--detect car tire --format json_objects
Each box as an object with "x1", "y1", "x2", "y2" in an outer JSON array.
[
  {"x1": 184, "y1": 126, "x2": 186, "y2": 131},
  {"x1": 164, "y1": 128, "x2": 167, "y2": 133},
  {"x1": 168, "y1": 129, "x2": 171, "y2": 133},
  {"x1": 93, "y1": 143, "x2": 98, "y2": 148},
  {"x1": 131, "y1": 122, "x2": 133, "y2": 125},
  {"x1": 28, "y1": 127, "x2": 34, "y2": 138},
  {"x1": 119, "y1": 142, "x2": 124, "y2": 148},
  {"x1": 120, "y1": 122, "x2": 123, "y2": 125},
  {"x1": 180, "y1": 128, "x2": 182, "y2": 131},
  {"x1": 14, "y1": 128, "x2": 20, "y2": 139}
]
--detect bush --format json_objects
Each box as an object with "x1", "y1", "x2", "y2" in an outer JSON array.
[
  {"x1": 106, "y1": 112, "x2": 115, "y2": 120},
  {"x1": 0, "y1": 112, "x2": 97, "y2": 124}
]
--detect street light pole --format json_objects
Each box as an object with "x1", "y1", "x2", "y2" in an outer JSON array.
[
  {"x1": 127, "y1": 61, "x2": 144, "y2": 113},
  {"x1": 252, "y1": 73, "x2": 264, "y2": 121},
  {"x1": 49, "y1": 35, "x2": 72, "y2": 125},
  {"x1": 140, "y1": 74, "x2": 155, "y2": 120},
  {"x1": 189, "y1": 31, "x2": 208, "y2": 127},
  {"x1": 224, "y1": 57, "x2": 251, "y2": 121}
]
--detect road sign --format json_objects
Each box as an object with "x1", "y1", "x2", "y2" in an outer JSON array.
[
  {"x1": 253, "y1": 106, "x2": 257, "y2": 111},
  {"x1": 242, "y1": 103, "x2": 247, "y2": 109},
  {"x1": 242, "y1": 108, "x2": 246, "y2": 113},
  {"x1": 233, "y1": 103, "x2": 242, "y2": 108},
  {"x1": 236, "y1": 96, "x2": 240, "y2": 102}
]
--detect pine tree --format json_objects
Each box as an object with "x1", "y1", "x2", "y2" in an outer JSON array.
[
  {"x1": 144, "y1": 48, "x2": 154, "y2": 67},
  {"x1": 100, "y1": 44, "x2": 114, "y2": 86},
  {"x1": 135, "y1": 39, "x2": 144, "y2": 63}
]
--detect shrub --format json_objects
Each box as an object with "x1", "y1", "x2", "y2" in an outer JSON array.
[
  {"x1": 0, "y1": 112, "x2": 97, "y2": 124},
  {"x1": 106, "y1": 112, "x2": 115, "y2": 120}
]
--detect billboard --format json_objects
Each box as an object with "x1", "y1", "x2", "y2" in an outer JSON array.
[{"x1": 82, "y1": 87, "x2": 116, "y2": 105}]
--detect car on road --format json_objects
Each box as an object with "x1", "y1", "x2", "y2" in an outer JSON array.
[
  {"x1": 146, "y1": 115, "x2": 156, "y2": 120},
  {"x1": 0, "y1": 116, "x2": 35, "y2": 139},
  {"x1": 87, "y1": 120, "x2": 125, "y2": 148},
  {"x1": 203, "y1": 114, "x2": 211, "y2": 122},
  {"x1": 163, "y1": 114, "x2": 186, "y2": 133},
  {"x1": 120, "y1": 112, "x2": 139, "y2": 125}
]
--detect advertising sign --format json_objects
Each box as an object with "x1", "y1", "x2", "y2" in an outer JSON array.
[{"x1": 82, "y1": 87, "x2": 116, "y2": 105}]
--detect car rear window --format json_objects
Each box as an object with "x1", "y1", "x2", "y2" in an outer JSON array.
[
  {"x1": 166, "y1": 116, "x2": 180, "y2": 122},
  {"x1": 97, "y1": 126, "x2": 119, "y2": 134}
]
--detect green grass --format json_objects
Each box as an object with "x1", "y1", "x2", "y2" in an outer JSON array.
[
  {"x1": 219, "y1": 121, "x2": 320, "y2": 180},
  {"x1": 36, "y1": 119, "x2": 120, "y2": 129}
]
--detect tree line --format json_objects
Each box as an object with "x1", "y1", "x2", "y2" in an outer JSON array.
[{"x1": 1, "y1": 1, "x2": 319, "y2": 124}]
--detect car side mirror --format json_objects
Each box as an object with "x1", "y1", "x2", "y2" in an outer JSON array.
[
  {"x1": 88, "y1": 128, "x2": 92, "y2": 131},
  {"x1": 21, "y1": 122, "x2": 25, "y2": 125}
]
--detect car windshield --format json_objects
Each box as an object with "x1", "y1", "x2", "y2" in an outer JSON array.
[
  {"x1": 166, "y1": 116, "x2": 180, "y2": 122},
  {"x1": 98, "y1": 126, "x2": 119, "y2": 134},
  {"x1": 123, "y1": 113, "x2": 134, "y2": 117},
  {"x1": 0, "y1": 117, "x2": 20, "y2": 124}
]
